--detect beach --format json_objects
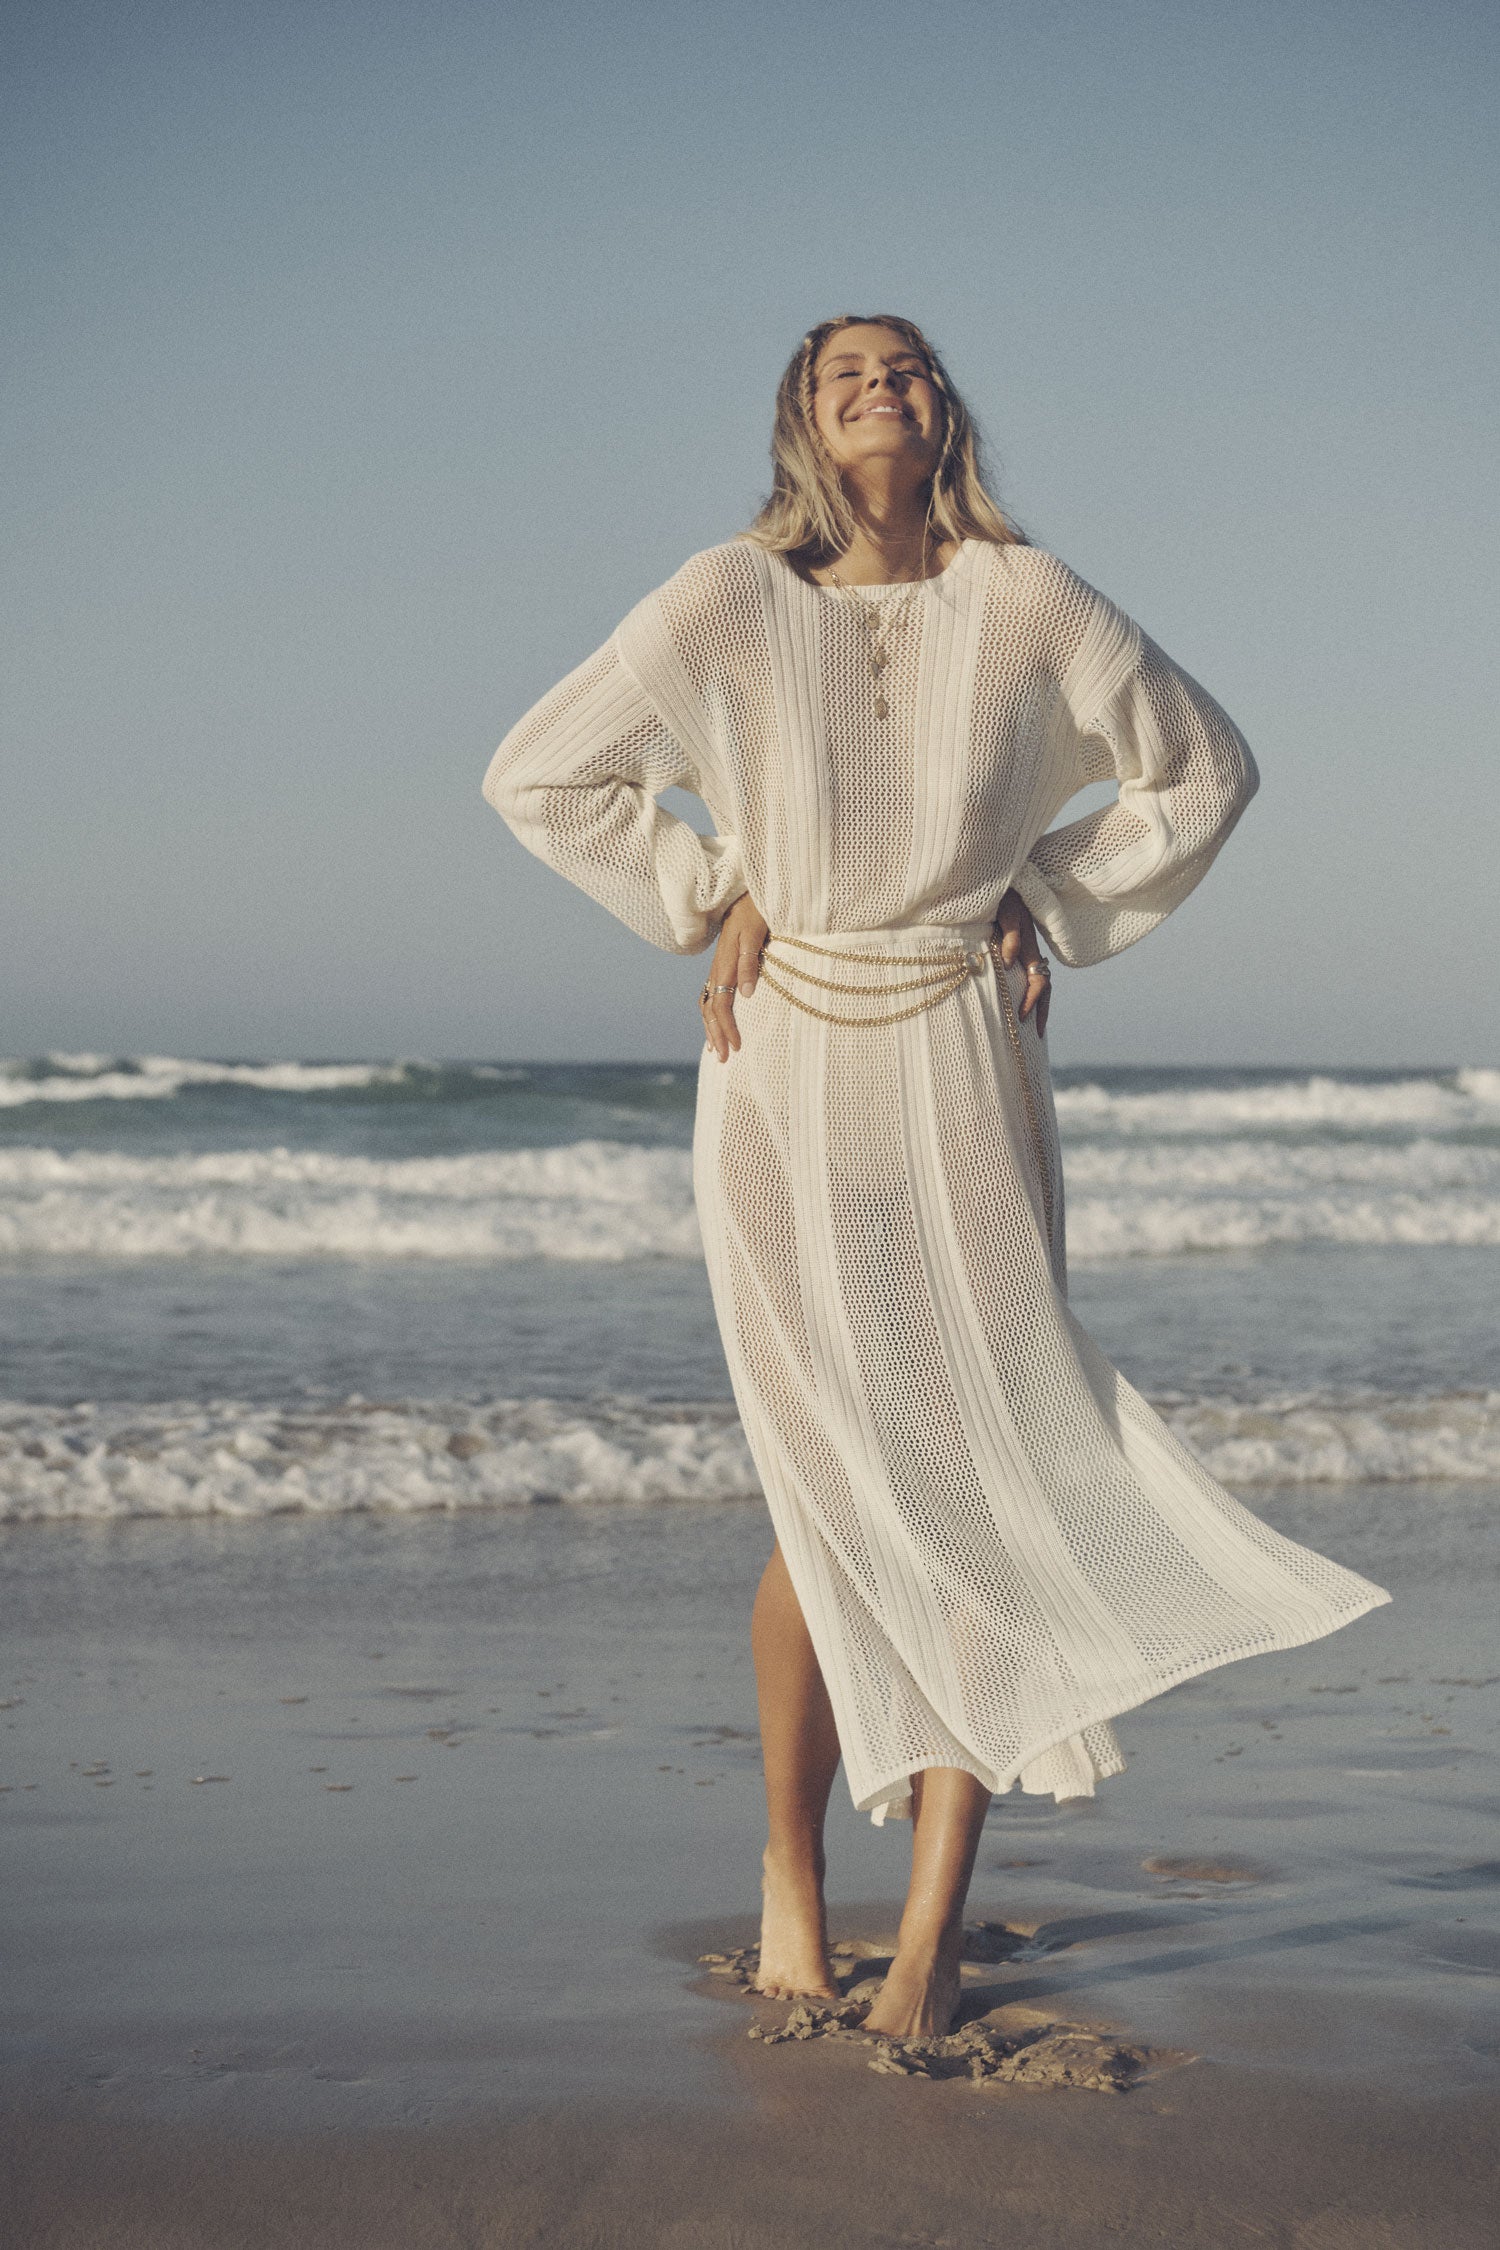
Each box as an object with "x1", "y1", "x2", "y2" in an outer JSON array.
[
  {"x1": 2, "y1": 1056, "x2": 1498, "y2": 2244},
  {"x1": 3, "y1": 1490, "x2": 1497, "y2": 2246}
]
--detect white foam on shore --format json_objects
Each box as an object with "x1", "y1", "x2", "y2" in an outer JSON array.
[
  {"x1": 1062, "y1": 1138, "x2": 1500, "y2": 1192},
  {"x1": 1064, "y1": 1192, "x2": 1500, "y2": 1257},
  {"x1": 0, "y1": 1398, "x2": 759, "y2": 1522},
  {"x1": 3, "y1": 1058, "x2": 1498, "y2": 1131},
  {"x1": 1157, "y1": 1391, "x2": 1500, "y2": 1486},
  {"x1": 0, "y1": 1057, "x2": 416, "y2": 1106},
  {"x1": 1, "y1": 1389, "x2": 1495, "y2": 1524},
  {"x1": 1054, "y1": 1068, "x2": 1500, "y2": 1136},
  {"x1": 2, "y1": 1141, "x2": 1498, "y2": 1262},
  {"x1": 0, "y1": 1143, "x2": 700, "y2": 1261}
]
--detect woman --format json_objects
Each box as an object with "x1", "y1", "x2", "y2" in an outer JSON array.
[{"x1": 483, "y1": 314, "x2": 1391, "y2": 2040}]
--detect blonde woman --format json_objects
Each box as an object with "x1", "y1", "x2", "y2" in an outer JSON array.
[{"x1": 483, "y1": 315, "x2": 1390, "y2": 2039}]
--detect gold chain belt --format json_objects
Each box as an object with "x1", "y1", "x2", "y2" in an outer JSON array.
[
  {"x1": 757, "y1": 933, "x2": 1055, "y2": 1245},
  {"x1": 755, "y1": 931, "x2": 980, "y2": 1030},
  {"x1": 759, "y1": 933, "x2": 1000, "y2": 1027}
]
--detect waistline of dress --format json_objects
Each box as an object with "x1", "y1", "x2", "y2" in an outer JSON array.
[
  {"x1": 754, "y1": 924, "x2": 1017, "y2": 1033},
  {"x1": 765, "y1": 921, "x2": 998, "y2": 955},
  {"x1": 752, "y1": 924, "x2": 1057, "y2": 1239}
]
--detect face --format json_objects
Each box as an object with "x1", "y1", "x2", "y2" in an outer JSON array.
[{"x1": 808, "y1": 323, "x2": 945, "y2": 477}]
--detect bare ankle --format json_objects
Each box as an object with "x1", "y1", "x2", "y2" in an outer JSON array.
[
  {"x1": 762, "y1": 1841, "x2": 825, "y2": 1885},
  {"x1": 756, "y1": 1840, "x2": 836, "y2": 1998},
  {"x1": 891, "y1": 1917, "x2": 964, "y2": 1967}
]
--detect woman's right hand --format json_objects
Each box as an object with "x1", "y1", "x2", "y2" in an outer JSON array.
[
  {"x1": 993, "y1": 888, "x2": 1052, "y2": 1038},
  {"x1": 700, "y1": 893, "x2": 769, "y2": 1062}
]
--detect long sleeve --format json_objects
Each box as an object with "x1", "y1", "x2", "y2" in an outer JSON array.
[
  {"x1": 1012, "y1": 575, "x2": 1259, "y2": 969},
  {"x1": 482, "y1": 633, "x2": 747, "y2": 957}
]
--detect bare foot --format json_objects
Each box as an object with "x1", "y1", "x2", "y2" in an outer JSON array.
[
  {"x1": 861, "y1": 1927, "x2": 964, "y2": 2038},
  {"x1": 755, "y1": 1849, "x2": 838, "y2": 2000}
]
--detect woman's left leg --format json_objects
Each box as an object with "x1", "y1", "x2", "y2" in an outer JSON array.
[{"x1": 862, "y1": 1765, "x2": 991, "y2": 2037}]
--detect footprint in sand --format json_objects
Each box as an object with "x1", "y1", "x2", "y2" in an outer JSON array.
[
  {"x1": 697, "y1": 1929, "x2": 1161, "y2": 2092},
  {"x1": 1394, "y1": 1861, "x2": 1500, "y2": 1892},
  {"x1": 961, "y1": 1920, "x2": 1061, "y2": 1964},
  {"x1": 1143, "y1": 1855, "x2": 1273, "y2": 1886},
  {"x1": 707, "y1": 1961, "x2": 1153, "y2": 2090}
]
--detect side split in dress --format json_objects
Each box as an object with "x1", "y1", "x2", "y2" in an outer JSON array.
[{"x1": 484, "y1": 537, "x2": 1392, "y2": 1824}]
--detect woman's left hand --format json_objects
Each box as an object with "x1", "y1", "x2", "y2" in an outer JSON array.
[
  {"x1": 700, "y1": 892, "x2": 769, "y2": 1062},
  {"x1": 993, "y1": 890, "x2": 1051, "y2": 1037}
]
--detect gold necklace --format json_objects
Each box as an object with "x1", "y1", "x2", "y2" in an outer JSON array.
[{"x1": 825, "y1": 564, "x2": 926, "y2": 721}]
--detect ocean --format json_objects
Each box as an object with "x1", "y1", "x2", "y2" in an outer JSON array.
[
  {"x1": 4, "y1": 1050, "x2": 1498, "y2": 2156},
  {"x1": 1, "y1": 1055, "x2": 1497, "y2": 1523}
]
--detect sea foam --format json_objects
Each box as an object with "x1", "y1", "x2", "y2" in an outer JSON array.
[
  {"x1": 0, "y1": 1397, "x2": 758, "y2": 1522},
  {"x1": 0, "y1": 1142, "x2": 700, "y2": 1260},
  {"x1": 3, "y1": 1056, "x2": 1498, "y2": 1133},
  {"x1": 0, "y1": 1056, "x2": 414, "y2": 1106},
  {"x1": 1, "y1": 1140, "x2": 1498, "y2": 1260},
  {"x1": 1054, "y1": 1068, "x2": 1500, "y2": 1136},
  {"x1": 1, "y1": 1390, "x2": 1494, "y2": 1523}
]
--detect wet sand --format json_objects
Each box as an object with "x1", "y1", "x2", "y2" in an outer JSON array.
[
  {"x1": 7, "y1": 2051, "x2": 1496, "y2": 2250},
  {"x1": 2, "y1": 1485, "x2": 1497, "y2": 2245}
]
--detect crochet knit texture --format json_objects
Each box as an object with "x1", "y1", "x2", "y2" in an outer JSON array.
[{"x1": 484, "y1": 537, "x2": 1390, "y2": 1821}]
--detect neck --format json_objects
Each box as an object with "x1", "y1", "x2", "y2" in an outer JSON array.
[{"x1": 820, "y1": 472, "x2": 952, "y2": 585}]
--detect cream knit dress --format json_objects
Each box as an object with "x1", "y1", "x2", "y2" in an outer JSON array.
[{"x1": 483, "y1": 536, "x2": 1391, "y2": 1823}]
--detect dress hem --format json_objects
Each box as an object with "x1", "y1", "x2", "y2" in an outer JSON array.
[{"x1": 852, "y1": 1579, "x2": 1393, "y2": 1825}]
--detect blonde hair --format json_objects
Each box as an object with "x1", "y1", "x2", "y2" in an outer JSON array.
[{"x1": 743, "y1": 313, "x2": 1024, "y2": 571}]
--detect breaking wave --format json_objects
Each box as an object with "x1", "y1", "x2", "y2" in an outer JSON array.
[
  {"x1": 3, "y1": 1056, "x2": 1498, "y2": 1135},
  {"x1": 1, "y1": 1141, "x2": 1498, "y2": 1261},
  {"x1": 0, "y1": 1397, "x2": 760, "y2": 1522},
  {"x1": 1053, "y1": 1068, "x2": 1500, "y2": 1137},
  {"x1": 0, "y1": 1055, "x2": 423, "y2": 1106},
  {"x1": 0, "y1": 1143, "x2": 700, "y2": 1261},
  {"x1": 2, "y1": 1389, "x2": 1496, "y2": 1523},
  {"x1": 1155, "y1": 1390, "x2": 1500, "y2": 1487},
  {"x1": 1064, "y1": 1193, "x2": 1500, "y2": 1257}
]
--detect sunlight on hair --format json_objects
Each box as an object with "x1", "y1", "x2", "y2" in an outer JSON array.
[{"x1": 742, "y1": 313, "x2": 1024, "y2": 571}]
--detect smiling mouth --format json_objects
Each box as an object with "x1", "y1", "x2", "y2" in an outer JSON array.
[{"x1": 853, "y1": 404, "x2": 911, "y2": 422}]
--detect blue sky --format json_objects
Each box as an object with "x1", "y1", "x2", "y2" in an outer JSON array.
[{"x1": 4, "y1": 0, "x2": 1495, "y2": 1064}]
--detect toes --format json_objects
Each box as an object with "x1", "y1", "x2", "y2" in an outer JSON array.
[{"x1": 757, "y1": 1976, "x2": 838, "y2": 2001}]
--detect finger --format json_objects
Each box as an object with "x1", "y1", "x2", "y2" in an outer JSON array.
[
  {"x1": 708, "y1": 991, "x2": 740, "y2": 1058},
  {"x1": 737, "y1": 930, "x2": 760, "y2": 995},
  {"x1": 1037, "y1": 981, "x2": 1050, "y2": 1038},
  {"x1": 700, "y1": 977, "x2": 732, "y2": 1060},
  {"x1": 998, "y1": 893, "x2": 1038, "y2": 966},
  {"x1": 1018, "y1": 961, "x2": 1048, "y2": 1021}
]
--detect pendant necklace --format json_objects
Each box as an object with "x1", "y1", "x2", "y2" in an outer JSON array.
[{"x1": 826, "y1": 550, "x2": 931, "y2": 721}]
